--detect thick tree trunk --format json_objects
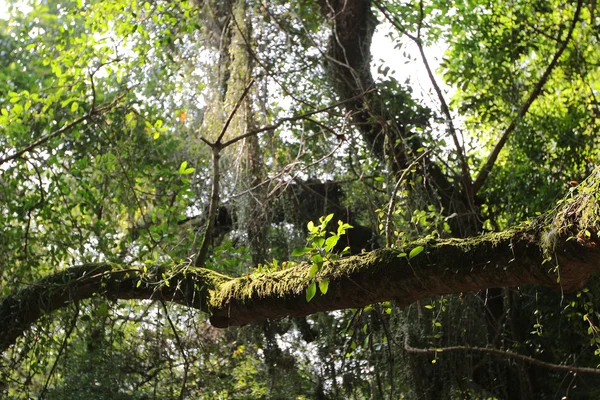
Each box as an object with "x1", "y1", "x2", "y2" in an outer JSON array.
[{"x1": 2, "y1": 172, "x2": 600, "y2": 353}]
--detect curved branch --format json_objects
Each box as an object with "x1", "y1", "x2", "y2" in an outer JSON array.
[
  {"x1": 472, "y1": 0, "x2": 583, "y2": 194},
  {"x1": 405, "y1": 342, "x2": 600, "y2": 376},
  {"x1": 316, "y1": 0, "x2": 471, "y2": 233},
  {"x1": 0, "y1": 264, "x2": 229, "y2": 353},
  {"x1": 2, "y1": 168, "x2": 600, "y2": 353},
  {"x1": 375, "y1": 1, "x2": 473, "y2": 198}
]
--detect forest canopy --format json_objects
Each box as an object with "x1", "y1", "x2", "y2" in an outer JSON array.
[{"x1": 1, "y1": 0, "x2": 600, "y2": 398}]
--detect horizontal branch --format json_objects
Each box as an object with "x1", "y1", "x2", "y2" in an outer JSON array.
[
  {"x1": 219, "y1": 90, "x2": 373, "y2": 149},
  {"x1": 405, "y1": 342, "x2": 600, "y2": 376},
  {"x1": 0, "y1": 265, "x2": 229, "y2": 353},
  {"x1": 2, "y1": 169, "x2": 600, "y2": 353}
]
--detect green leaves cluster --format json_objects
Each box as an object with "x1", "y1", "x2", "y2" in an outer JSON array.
[{"x1": 292, "y1": 214, "x2": 352, "y2": 302}]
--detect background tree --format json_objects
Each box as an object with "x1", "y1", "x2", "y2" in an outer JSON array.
[{"x1": 1, "y1": 0, "x2": 600, "y2": 398}]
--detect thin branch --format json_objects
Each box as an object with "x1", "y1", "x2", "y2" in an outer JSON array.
[
  {"x1": 415, "y1": 44, "x2": 471, "y2": 192},
  {"x1": 220, "y1": 90, "x2": 373, "y2": 148},
  {"x1": 0, "y1": 95, "x2": 124, "y2": 166},
  {"x1": 160, "y1": 300, "x2": 189, "y2": 400},
  {"x1": 39, "y1": 304, "x2": 79, "y2": 398},
  {"x1": 375, "y1": 1, "x2": 472, "y2": 197},
  {"x1": 385, "y1": 150, "x2": 431, "y2": 247},
  {"x1": 472, "y1": 0, "x2": 583, "y2": 194},
  {"x1": 195, "y1": 79, "x2": 254, "y2": 267},
  {"x1": 195, "y1": 148, "x2": 220, "y2": 267},
  {"x1": 267, "y1": 140, "x2": 344, "y2": 198},
  {"x1": 214, "y1": 79, "x2": 255, "y2": 146},
  {"x1": 405, "y1": 340, "x2": 600, "y2": 376},
  {"x1": 0, "y1": 115, "x2": 89, "y2": 166},
  {"x1": 89, "y1": 71, "x2": 96, "y2": 113}
]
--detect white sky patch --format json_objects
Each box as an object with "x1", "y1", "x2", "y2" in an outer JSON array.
[
  {"x1": 370, "y1": 23, "x2": 474, "y2": 155},
  {"x1": 0, "y1": 0, "x2": 32, "y2": 20},
  {"x1": 0, "y1": 2, "x2": 8, "y2": 20},
  {"x1": 371, "y1": 22, "x2": 452, "y2": 107}
]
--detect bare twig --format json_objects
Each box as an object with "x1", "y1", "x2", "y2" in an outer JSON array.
[
  {"x1": 385, "y1": 150, "x2": 431, "y2": 247},
  {"x1": 405, "y1": 338, "x2": 600, "y2": 376},
  {"x1": 375, "y1": 1, "x2": 472, "y2": 198},
  {"x1": 220, "y1": 90, "x2": 373, "y2": 148},
  {"x1": 195, "y1": 80, "x2": 255, "y2": 267},
  {"x1": 39, "y1": 305, "x2": 79, "y2": 398},
  {"x1": 160, "y1": 301, "x2": 189, "y2": 400},
  {"x1": 195, "y1": 148, "x2": 221, "y2": 267},
  {"x1": 0, "y1": 116, "x2": 89, "y2": 166},
  {"x1": 267, "y1": 140, "x2": 344, "y2": 198},
  {"x1": 215, "y1": 79, "x2": 255, "y2": 146}
]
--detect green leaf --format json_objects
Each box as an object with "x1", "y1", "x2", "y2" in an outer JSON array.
[
  {"x1": 125, "y1": 112, "x2": 136, "y2": 128},
  {"x1": 307, "y1": 220, "x2": 316, "y2": 233},
  {"x1": 292, "y1": 247, "x2": 311, "y2": 257},
  {"x1": 97, "y1": 303, "x2": 109, "y2": 316},
  {"x1": 311, "y1": 254, "x2": 323, "y2": 267},
  {"x1": 409, "y1": 246, "x2": 424, "y2": 259},
  {"x1": 321, "y1": 213, "x2": 334, "y2": 226},
  {"x1": 309, "y1": 263, "x2": 319, "y2": 278},
  {"x1": 306, "y1": 281, "x2": 317, "y2": 302},
  {"x1": 314, "y1": 236, "x2": 325, "y2": 248},
  {"x1": 71, "y1": 101, "x2": 78, "y2": 113},
  {"x1": 179, "y1": 161, "x2": 188, "y2": 174},
  {"x1": 325, "y1": 235, "x2": 339, "y2": 252},
  {"x1": 319, "y1": 278, "x2": 329, "y2": 294}
]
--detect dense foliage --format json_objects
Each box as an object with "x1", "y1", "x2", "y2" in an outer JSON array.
[{"x1": 1, "y1": 0, "x2": 600, "y2": 398}]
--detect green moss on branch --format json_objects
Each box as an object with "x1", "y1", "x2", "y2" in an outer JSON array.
[{"x1": 2, "y1": 169, "x2": 600, "y2": 348}]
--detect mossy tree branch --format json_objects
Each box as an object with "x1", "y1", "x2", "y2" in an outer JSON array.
[{"x1": 2, "y1": 170, "x2": 600, "y2": 353}]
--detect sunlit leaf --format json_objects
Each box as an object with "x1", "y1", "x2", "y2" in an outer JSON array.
[
  {"x1": 409, "y1": 246, "x2": 424, "y2": 259},
  {"x1": 319, "y1": 278, "x2": 329, "y2": 294},
  {"x1": 306, "y1": 281, "x2": 317, "y2": 302}
]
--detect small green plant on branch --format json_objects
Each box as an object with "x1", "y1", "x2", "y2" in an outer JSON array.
[
  {"x1": 251, "y1": 258, "x2": 294, "y2": 275},
  {"x1": 292, "y1": 213, "x2": 352, "y2": 302}
]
